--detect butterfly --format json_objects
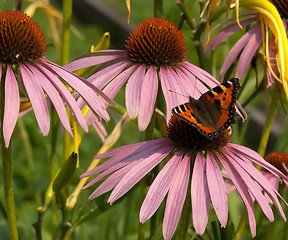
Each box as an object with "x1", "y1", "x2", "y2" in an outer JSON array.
[{"x1": 171, "y1": 78, "x2": 240, "y2": 139}]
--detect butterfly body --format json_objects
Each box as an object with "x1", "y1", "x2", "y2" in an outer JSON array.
[{"x1": 172, "y1": 78, "x2": 240, "y2": 139}]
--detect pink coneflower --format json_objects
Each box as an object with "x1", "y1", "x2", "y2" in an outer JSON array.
[
  {"x1": 65, "y1": 18, "x2": 220, "y2": 131},
  {"x1": 204, "y1": 0, "x2": 288, "y2": 95},
  {"x1": 0, "y1": 10, "x2": 113, "y2": 147},
  {"x1": 81, "y1": 116, "x2": 287, "y2": 239}
]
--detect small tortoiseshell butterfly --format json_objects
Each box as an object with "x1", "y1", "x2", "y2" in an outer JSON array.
[{"x1": 172, "y1": 78, "x2": 240, "y2": 139}]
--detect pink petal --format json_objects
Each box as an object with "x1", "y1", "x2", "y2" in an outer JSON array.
[
  {"x1": 163, "y1": 151, "x2": 191, "y2": 240},
  {"x1": 138, "y1": 66, "x2": 158, "y2": 131},
  {"x1": 191, "y1": 152, "x2": 210, "y2": 235},
  {"x1": 215, "y1": 153, "x2": 256, "y2": 237},
  {"x1": 108, "y1": 145, "x2": 174, "y2": 204},
  {"x1": 235, "y1": 24, "x2": 262, "y2": 80},
  {"x1": 43, "y1": 60, "x2": 111, "y2": 121},
  {"x1": 34, "y1": 63, "x2": 88, "y2": 132},
  {"x1": 83, "y1": 139, "x2": 170, "y2": 188},
  {"x1": 222, "y1": 151, "x2": 274, "y2": 222},
  {"x1": 206, "y1": 152, "x2": 228, "y2": 227},
  {"x1": 88, "y1": 61, "x2": 130, "y2": 88},
  {"x1": 204, "y1": 17, "x2": 257, "y2": 53},
  {"x1": 3, "y1": 65, "x2": 20, "y2": 147},
  {"x1": 25, "y1": 64, "x2": 73, "y2": 136},
  {"x1": 125, "y1": 65, "x2": 145, "y2": 119},
  {"x1": 65, "y1": 51, "x2": 126, "y2": 71},
  {"x1": 220, "y1": 23, "x2": 261, "y2": 78},
  {"x1": 140, "y1": 150, "x2": 183, "y2": 223},
  {"x1": 20, "y1": 64, "x2": 50, "y2": 136}
]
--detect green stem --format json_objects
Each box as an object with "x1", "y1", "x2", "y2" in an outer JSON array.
[
  {"x1": 61, "y1": 0, "x2": 72, "y2": 65},
  {"x1": 232, "y1": 210, "x2": 248, "y2": 240},
  {"x1": 257, "y1": 85, "x2": 279, "y2": 157},
  {"x1": 175, "y1": 182, "x2": 191, "y2": 240},
  {"x1": 0, "y1": 66, "x2": 19, "y2": 240},
  {"x1": 154, "y1": 0, "x2": 163, "y2": 18}
]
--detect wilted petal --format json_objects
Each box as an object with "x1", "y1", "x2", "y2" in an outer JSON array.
[
  {"x1": 140, "y1": 150, "x2": 183, "y2": 223},
  {"x1": 191, "y1": 152, "x2": 210, "y2": 235},
  {"x1": 163, "y1": 151, "x2": 190, "y2": 240},
  {"x1": 138, "y1": 66, "x2": 158, "y2": 131},
  {"x1": 3, "y1": 65, "x2": 20, "y2": 147},
  {"x1": 20, "y1": 64, "x2": 50, "y2": 136},
  {"x1": 206, "y1": 152, "x2": 228, "y2": 227}
]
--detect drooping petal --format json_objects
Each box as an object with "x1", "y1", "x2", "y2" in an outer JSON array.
[
  {"x1": 108, "y1": 145, "x2": 174, "y2": 204},
  {"x1": 206, "y1": 151, "x2": 228, "y2": 227},
  {"x1": 163, "y1": 151, "x2": 190, "y2": 240},
  {"x1": 65, "y1": 50, "x2": 127, "y2": 71},
  {"x1": 215, "y1": 153, "x2": 256, "y2": 237},
  {"x1": 225, "y1": 147, "x2": 287, "y2": 220},
  {"x1": 228, "y1": 144, "x2": 288, "y2": 180},
  {"x1": 83, "y1": 139, "x2": 171, "y2": 189},
  {"x1": 204, "y1": 17, "x2": 257, "y2": 54},
  {"x1": 25, "y1": 64, "x2": 73, "y2": 136},
  {"x1": 222, "y1": 151, "x2": 274, "y2": 222},
  {"x1": 235, "y1": 24, "x2": 262, "y2": 80},
  {"x1": 43, "y1": 60, "x2": 111, "y2": 121},
  {"x1": 3, "y1": 65, "x2": 20, "y2": 147},
  {"x1": 140, "y1": 150, "x2": 183, "y2": 223},
  {"x1": 34, "y1": 62, "x2": 88, "y2": 132},
  {"x1": 138, "y1": 66, "x2": 158, "y2": 131},
  {"x1": 125, "y1": 65, "x2": 145, "y2": 119},
  {"x1": 20, "y1": 64, "x2": 50, "y2": 136},
  {"x1": 191, "y1": 152, "x2": 210, "y2": 235}
]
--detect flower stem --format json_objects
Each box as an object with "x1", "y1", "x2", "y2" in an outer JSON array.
[
  {"x1": 175, "y1": 182, "x2": 191, "y2": 240},
  {"x1": 232, "y1": 210, "x2": 248, "y2": 240},
  {"x1": 0, "y1": 66, "x2": 19, "y2": 240},
  {"x1": 257, "y1": 85, "x2": 279, "y2": 157},
  {"x1": 154, "y1": 0, "x2": 163, "y2": 18},
  {"x1": 62, "y1": 0, "x2": 72, "y2": 66}
]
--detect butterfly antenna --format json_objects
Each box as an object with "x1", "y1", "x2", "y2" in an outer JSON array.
[{"x1": 168, "y1": 89, "x2": 188, "y2": 98}]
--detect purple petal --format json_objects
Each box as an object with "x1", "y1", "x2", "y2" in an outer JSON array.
[
  {"x1": 34, "y1": 62, "x2": 88, "y2": 132},
  {"x1": 25, "y1": 64, "x2": 73, "y2": 136},
  {"x1": 20, "y1": 64, "x2": 50, "y2": 136},
  {"x1": 191, "y1": 152, "x2": 210, "y2": 235},
  {"x1": 163, "y1": 151, "x2": 190, "y2": 240},
  {"x1": 140, "y1": 150, "x2": 183, "y2": 223},
  {"x1": 138, "y1": 66, "x2": 158, "y2": 131},
  {"x1": 206, "y1": 152, "x2": 228, "y2": 227},
  {"x1": 215, "y1": 153, "x2": 256, "y2": 237},
  {"x1": 125, "y1": 65, "x2": 145, "y2": 120},
  {"x1": 108, "y1": 145, "x2": 174, "y2": 204},
  {"x1": 3, "y1": 66, "x2": 20, "y2": 147}
]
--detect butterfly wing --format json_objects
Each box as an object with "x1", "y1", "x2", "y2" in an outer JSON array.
[{"x1": 172, "y1": 78, "x2": 240, "y2": 139}]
